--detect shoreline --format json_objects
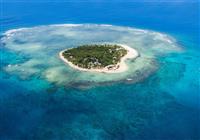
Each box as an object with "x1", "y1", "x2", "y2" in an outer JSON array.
[{"x1": 59, "y1": 44, "x2": 139, "y2": 73}]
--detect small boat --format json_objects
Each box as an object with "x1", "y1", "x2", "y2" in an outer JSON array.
[{"x1": 126, "y1": 78, "x2": 132, "y2": 81}]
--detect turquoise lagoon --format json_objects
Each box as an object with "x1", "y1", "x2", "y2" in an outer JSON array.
[
  {"x1": 1, "y1": 24, "x2": 181, "y2": 85},
  {"x1": 0, "y1": 1, "x2": 199, "y2": 140}
]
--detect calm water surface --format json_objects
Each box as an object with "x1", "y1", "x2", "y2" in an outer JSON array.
[{"x1": 0, "y1": 1, "x2": 199, "y2": 139}]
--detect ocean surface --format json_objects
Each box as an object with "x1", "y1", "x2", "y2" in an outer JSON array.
[{"x1": 0, "y1": 1, "x2": 199, "y2": 140}]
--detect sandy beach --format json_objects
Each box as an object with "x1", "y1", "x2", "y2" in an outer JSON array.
[{"x1": 59, "y1": 44, "x2": 139, "y2": 73}]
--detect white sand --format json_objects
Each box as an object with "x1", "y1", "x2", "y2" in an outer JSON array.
[{"x1": 59, "y1": 44, "x2": 139, "y2": 73}]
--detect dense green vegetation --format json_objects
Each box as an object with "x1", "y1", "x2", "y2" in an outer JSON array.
[{"x1": 62, "y1": 44, "x2": 127, "y2": 69}]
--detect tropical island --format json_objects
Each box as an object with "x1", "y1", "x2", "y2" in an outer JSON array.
[{"x1": 59, "y1": 44, "x2": 139, "y2": 73}]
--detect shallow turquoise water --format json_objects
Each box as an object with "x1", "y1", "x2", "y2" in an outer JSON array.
[{"x1": 0, "y1": 1, "x2": 199, "y2": 139}]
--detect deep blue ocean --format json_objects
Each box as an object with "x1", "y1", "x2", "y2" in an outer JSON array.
[{"x1": 0, "y1": 1, "x2": 199, "y2": 139}]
